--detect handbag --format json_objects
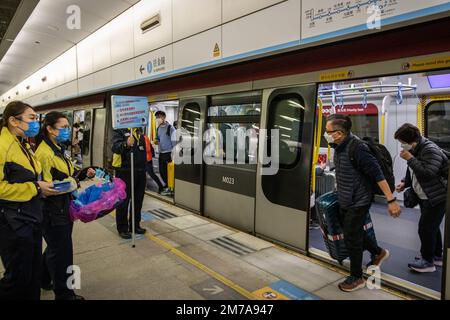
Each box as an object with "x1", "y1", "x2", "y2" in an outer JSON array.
[{"x1": 404, "y1": 187, "x2": 419, "y2": 208}]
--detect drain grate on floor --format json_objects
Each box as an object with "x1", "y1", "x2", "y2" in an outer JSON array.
[
  {"x1": 209, "y1": 236, "x2": 256, "y2": 256},
  {"x1": 148, "y1": 208, "x2": 178, "y2": 220}
]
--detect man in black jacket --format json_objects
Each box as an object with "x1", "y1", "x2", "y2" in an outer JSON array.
[
  {"x1": 112, "y1": 128, "x2": 147, "y2": 239},
  {"x1": 395, "y1": 123, "x2": 448, "y2": 273},
  {"x1": 325, "y1": 114, "x2": 401, "y2": 292}
]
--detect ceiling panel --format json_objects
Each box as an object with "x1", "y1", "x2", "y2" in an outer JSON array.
[{"x1": 0, "y1": 0, "x2": 140, "y2": 94}]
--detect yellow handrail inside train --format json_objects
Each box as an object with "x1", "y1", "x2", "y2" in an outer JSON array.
[
  {"x1": 311, "y1": 98, "x2": 323, "y2": 196},
  {"x1": 381, "y1": 112, "x2": 386, "y2": 145}
]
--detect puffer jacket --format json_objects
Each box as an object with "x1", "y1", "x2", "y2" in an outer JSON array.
[{"x1": 404, "y1": 137, "x2": 448, "y2": 206}]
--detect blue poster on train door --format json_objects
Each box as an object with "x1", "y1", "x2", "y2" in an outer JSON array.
[{"x1": 111, "y1": 95, "x2": 149, "y2": 130}]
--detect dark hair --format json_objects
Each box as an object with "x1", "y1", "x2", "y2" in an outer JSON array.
[
  {"x1": 394, "y1": 123, "x2": 421, "y2": 144},
  {"x1": 73, "y1": 123, "x2": 80, "y2": 128},
  {"x1": 326, "y1": 114, "x2": 352, "y2": 134},
  {"x1": 155, "y1": 111, "x2": 166, "y2": 118},
  {"x1": 37, "y1": 111, "x2": 68, "y2": 146},
  {"x1": 0, "y1": 101, "x2": 34, "y2": 131}
]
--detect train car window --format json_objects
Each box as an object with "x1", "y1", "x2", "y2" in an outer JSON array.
[
  {"x1": 426, "y1": 100, "x2": 450, "y2": 152},
  {"x1": 268, "y1": 94, "x2": 305, "y2": 168},
  {"x1": 204, "y1": 122, "x2": 259, "y2": 165},
  {"x1": 320, "y1": 104, "x2": 379, "y2": 147},
  {"x1": 181, "y1": 103, "x2": 201, "y2": 135},
  {"x1": 208, "y1": 104, "x2": 261, "y2": 117}
]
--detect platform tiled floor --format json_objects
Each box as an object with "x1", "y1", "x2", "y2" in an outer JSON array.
[{"x1": 0, "y1": 195, "x2": 406, "y2": 300}]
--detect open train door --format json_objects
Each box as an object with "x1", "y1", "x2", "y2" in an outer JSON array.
[
  {"x1": 174, "y1": 97, "x2": 207, "y2": 213},
  {"x1": 444, "y1": 169, "x2": 450, "y2": 300},
  {"x1": 255, "y1": 84, "x2": 317, "y2": 251}
]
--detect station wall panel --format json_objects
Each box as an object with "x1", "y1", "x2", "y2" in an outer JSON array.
[
  {"x1": 78, "y1": 74, "x2": 95, "y2": 95},
  {"x1": 110, "y1": 8, "x2": 135, "y2": 65},
  {"x1": 134, "y1": 45, "x2": 173, "y2": 80},
  {"x1": 172, "y1": 0, "x2": 221, "y2": 42},
  {"x1": 92, "y1": 25, "x2": 112, "y2": 72},
  {"x1": 93, "y1": 69, "x2": 112, "y2": 91},
  {"x1": 111, "y1": 60, "x2": 136, "y2": 86},
  {"x1": 133, "y1": 0, "x2": 173, "y2": 57},
  {"x1": 173, "y1": 27, "x2": 222, "y2": 70},
  {"x1": 77, "y1": 37, "x2": 95, "y2": 78},
  {"x1": 222, "y1": 0, "x2": 284, "y2": 23},
  {"x1": 222, "y1": 0, "x2": 300, "y2": 59}
]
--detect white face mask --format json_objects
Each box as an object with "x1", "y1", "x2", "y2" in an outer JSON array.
[
  {"x1": 401, "y1": 143, "x2": 413, "y2": 151},
  {"x1": 156, "y1": 118, "x2": 163, "y2": 127},
  {"x1": 324, "y1": 132, "x2": 335, "y2": 144}
]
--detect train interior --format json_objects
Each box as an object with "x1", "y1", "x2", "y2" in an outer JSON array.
[
  {"x1": 309, "y1": 70, "x2": 450, "y2": 298},
  {"x1": 146, "y1": 100, "x2": 179, "y2": 200}
]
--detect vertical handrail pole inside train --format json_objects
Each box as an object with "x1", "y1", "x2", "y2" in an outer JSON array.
[
  {"x1": 381, "y1": 95, "x2": 392, "y2": 146},
  {"x1": 311, "y1": 98, "x2": 324, "y2": 198},
  {"x1": 130, "y1": 128, "x2": 136, "y2": 248}
]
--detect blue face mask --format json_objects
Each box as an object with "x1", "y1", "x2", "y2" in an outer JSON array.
[
  {"x1": 56, "y1": 127, "x2": 71, "y2": 143},
  {"x1": 16, "y1": 118, "x2": 40, "y2": 138}
]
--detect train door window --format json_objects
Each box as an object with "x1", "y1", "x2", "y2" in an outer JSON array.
[
  {"x1": 181, "y1": 103, "x2": 201, "y2": 134},
  {"x1": 267, "y1": 94, "x2": 305, "y2": 168},
  {"x1": 426, "y1": 100, "x2": 450, "y2": 152}
]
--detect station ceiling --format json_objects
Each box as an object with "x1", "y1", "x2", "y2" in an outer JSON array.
[{"x1": 0, "y1": 0, "x2": 139, "y2": 94}]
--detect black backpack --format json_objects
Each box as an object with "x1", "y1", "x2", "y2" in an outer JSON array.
[{"x1": 348, "y1": 137, "x2": 395, "y2": 195}]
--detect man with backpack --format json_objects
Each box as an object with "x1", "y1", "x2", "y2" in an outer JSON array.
[
  {"x1": 324, "y1": 114, "x2": 401, "y2": 292},
  {"x1": 155, "y1": 111, "x2": 176, "y2": 196},
  {"x1": 394, "y1": 123, "x2": 449, "y2": 273}
]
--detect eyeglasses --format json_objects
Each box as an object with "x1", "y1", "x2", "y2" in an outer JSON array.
[{"x1": 325, "y1": 130, "x2": 339, "y2": 135}]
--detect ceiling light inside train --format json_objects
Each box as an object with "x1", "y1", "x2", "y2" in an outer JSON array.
[{"x1": 185, "y1": 108, "x2": 201, "y2": 114}]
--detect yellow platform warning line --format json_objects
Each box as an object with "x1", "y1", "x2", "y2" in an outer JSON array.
[
  {"x1": 110, "y1": 211, "x2": 258, "y2": 300},
  {"x1": 144, "y1": 233, "x2": 259, "y2": 300}
]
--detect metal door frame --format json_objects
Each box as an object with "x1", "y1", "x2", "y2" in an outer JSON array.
[
  {"x1": 255, "y1": 84, "x2": 317, "y2": 251},
  {"x1": 174, "y1": 97, "x2": 207, "y2": 214}
]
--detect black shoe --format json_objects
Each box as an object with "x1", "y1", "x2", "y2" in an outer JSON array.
[
  {"x1": 119, "y1": 231, "x2": 132, "y2": 239},
  {"x1": 135, "y1": 227, "x2": 147, "y2": 235},
  {"x1": 41, "y1": 283, "x2": 53, "y2": 291}
]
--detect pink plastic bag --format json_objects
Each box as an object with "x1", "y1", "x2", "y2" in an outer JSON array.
[{"x1": 69, "y1": 178, "x2": 127, "y2": 223}]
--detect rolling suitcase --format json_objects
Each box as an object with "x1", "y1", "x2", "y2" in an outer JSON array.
[
  {"x1": 315, "y1": 171, "x2": 336, "y2": 197},
  {"x1": 167, "y1": 161, "x2": 175, "y2": 191},
  {"x1": 315, "y1": 191, "x2": 376, "y2": 265}
]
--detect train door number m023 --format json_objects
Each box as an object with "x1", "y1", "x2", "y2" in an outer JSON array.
[{"x1": 222, "y1": 176, "x2": 235, "y2": 185}]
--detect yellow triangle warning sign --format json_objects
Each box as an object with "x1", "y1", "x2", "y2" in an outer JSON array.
[{"x1": 213, "y1": 43, "x2": 220, "y2": 58}]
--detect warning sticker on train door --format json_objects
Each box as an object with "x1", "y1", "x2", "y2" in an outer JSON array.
[
  {"x1": 320, "y1": 69, "x2": 354, "y2": 82},
  {"x1": 402, "y1": 55, "x2": 450, "y2": 72}
]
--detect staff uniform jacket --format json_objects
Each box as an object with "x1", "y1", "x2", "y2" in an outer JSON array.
[
  {"x1": 112, "y1": 129, "x2": 147, "y2": 172},
  {"x1": 35, "y1": 136, "x2": 76, "y2": 226},
  {"x1": 0, "y1": 127, "x2": 43, "y2": 230}
]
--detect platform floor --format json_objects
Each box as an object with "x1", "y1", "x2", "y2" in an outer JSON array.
[{"x1": 1, "y1": 195, "x2": 408, "y2": 300}]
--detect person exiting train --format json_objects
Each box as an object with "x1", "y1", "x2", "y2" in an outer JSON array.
[
  {"x1": 324, "y1": 114, "x2": 401, "y2": 292},
  {"x1": 112, "y1": 128, "x2": 147, "y2": 239},
  {"x1": 0, "y1": 101, "x2": 57, "y2": 300},
  {"x1": 394, "y1": 123, "x2": 448, "y2": 273},
  {"x1": 35, "y1": 111, "x2": 95, "y2": 300},
  {"x1": 154, "y1": 111, "x2": 176, "y2": 196},
  {"x1": 142, "y1": 130, "x2": 164, "y2": 193}
]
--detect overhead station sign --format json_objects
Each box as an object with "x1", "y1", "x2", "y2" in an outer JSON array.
[
  {"x1": 302, "y1": 0, "x2": 450, "y2": 42},
  {"x1": 111, "y1": 96, "x2": 149, "y2": 130}
]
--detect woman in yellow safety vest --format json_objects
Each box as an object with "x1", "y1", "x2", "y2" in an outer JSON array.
[
  {"x1": 0, "y1": 101, "x2": 56, "y2": 300},
  {"x1": 35, "y1": 111, "x2": 95, "y2": 300}
]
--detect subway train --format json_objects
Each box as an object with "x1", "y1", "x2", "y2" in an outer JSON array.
[{"x1": 1, "y1": 18, "x2": 449, "y2": 300}]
